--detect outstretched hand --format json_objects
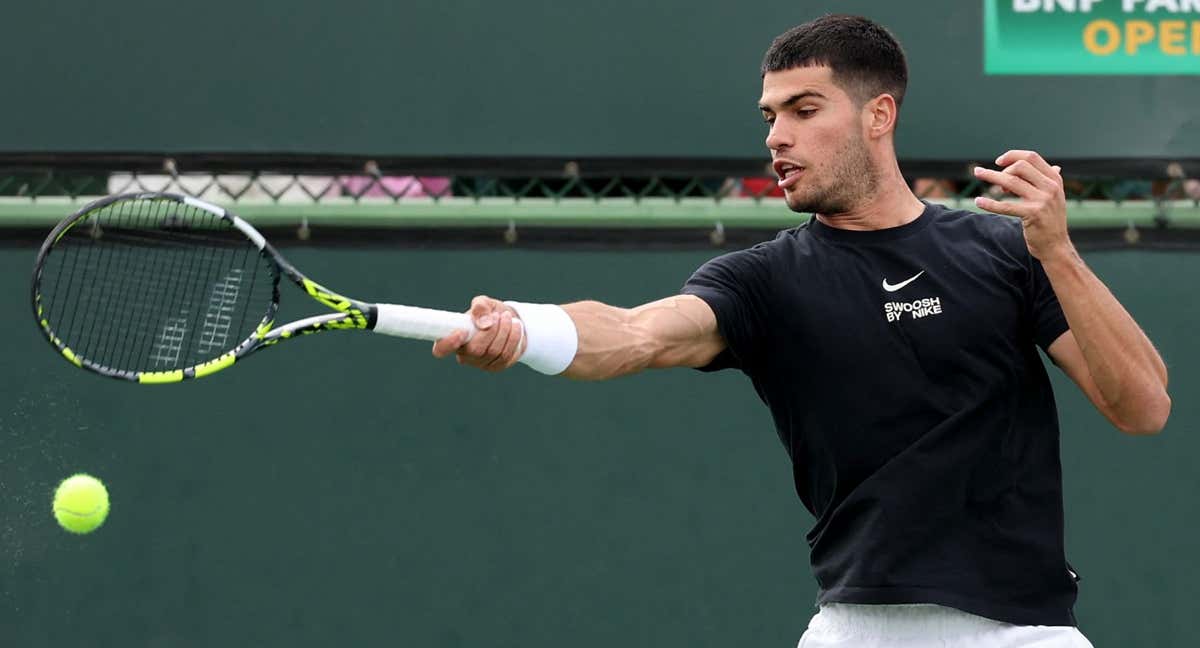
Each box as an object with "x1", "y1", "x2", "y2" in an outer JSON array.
[{"x1": 431, "y1": 295, "x2": 526, "y2": 371}]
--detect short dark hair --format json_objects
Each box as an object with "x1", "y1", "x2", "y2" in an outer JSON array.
[{"x1": 761, "y1": 15, "x2": 908, "y2": 108}]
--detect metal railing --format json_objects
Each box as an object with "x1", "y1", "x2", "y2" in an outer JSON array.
[{"x1": 1, "y1": 158, "x2": 1197, "y2": 244}]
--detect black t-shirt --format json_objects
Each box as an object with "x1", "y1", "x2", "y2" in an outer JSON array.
[{"x1": 681, "y1": 202, "x2": 1077, "y2": 627}]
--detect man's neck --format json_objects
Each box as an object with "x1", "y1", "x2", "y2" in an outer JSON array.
[{"x1": 814, "y1": 166, "x2": 926, "y2": 231}]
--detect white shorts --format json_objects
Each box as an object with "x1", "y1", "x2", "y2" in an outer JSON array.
[{"x1": 797, "y1": 603, "x2": 1094, "y2": 648}]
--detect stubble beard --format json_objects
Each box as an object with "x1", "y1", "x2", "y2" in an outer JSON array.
[{"x1": 784, "y1": 131, "x2": 878, "y2": 216}]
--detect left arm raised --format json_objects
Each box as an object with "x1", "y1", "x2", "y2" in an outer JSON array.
[{"x1": 975, "y1": 150, "x2": 1171, "y2": 435}]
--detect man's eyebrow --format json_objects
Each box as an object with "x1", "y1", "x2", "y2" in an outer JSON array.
[{"x1": 758, "y1": 90, "x2": 828, "y2": 111}]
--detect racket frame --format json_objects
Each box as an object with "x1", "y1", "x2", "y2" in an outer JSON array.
[{"x1": 32, "y1": 192, "x2": 380, "y2": 384}]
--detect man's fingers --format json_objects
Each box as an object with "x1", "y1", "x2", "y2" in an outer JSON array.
[
  {"x1": 431, "y1": 329, "x2": 470, "y2": 358},
  {"x1": 997, "y1": 150, "x2": 1062, "y2": 186},
  {"x1": 1004, "y1": 159, "x2": 1059, "y2": 193},
  {"x1": 480, "y1": 311, "x2": 516, "y2": 370},
  {"x1": 501, "y1": 319, "x2": 526, "y2": 368},
  {"x1": 973, "y1": 166, "x2": 1039, "y2": 199},
  {"x1": 470, "y1": 295, "x2": 499, "y2": 329},
  {"x1": 996, "y1": 150, "x2": 1056, "y2": 176},
  {"x1": 463, "y1": 323, "x2": 499, "y2": 357},
  {"x1": 974, "y1": 195, "x2": 1030, "y2": 217},
  {"x1": 441, "y1": 295, "x2": 525, "y2": 372}
]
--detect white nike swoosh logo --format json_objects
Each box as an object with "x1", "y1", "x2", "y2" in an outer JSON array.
[{"x1": 882, "y1": 270, "x2": 925, "y2": 292}]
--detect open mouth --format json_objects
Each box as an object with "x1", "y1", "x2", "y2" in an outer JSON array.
[{"x1": 773, "y1": 160, "x2": 805, "y2": 190}]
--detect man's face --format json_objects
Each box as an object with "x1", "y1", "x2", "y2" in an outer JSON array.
[{"x1": 758, "y1": 66, "x2": 877, "y2": 215}]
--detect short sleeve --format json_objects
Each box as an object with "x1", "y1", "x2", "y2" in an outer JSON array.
[
  {"x1": 1028, "y1": 255, "x2": 1069, "y2": 351},
  {"x1": 680, "y1": 247, "x2": 771, "y2": 372}
]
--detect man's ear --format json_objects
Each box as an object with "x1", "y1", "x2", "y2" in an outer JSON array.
[{"x1": 864, "y1": 93, "x2": 899, "y2": 140}]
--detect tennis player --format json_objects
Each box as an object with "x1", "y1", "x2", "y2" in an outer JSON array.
[{"x1": 432, "y1": 15, "x2": 1170, "y2": 647}]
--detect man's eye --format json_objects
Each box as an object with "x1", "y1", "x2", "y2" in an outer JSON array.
[{"x1": 798, "y1": 109, "x2": 817, "y2": 118}]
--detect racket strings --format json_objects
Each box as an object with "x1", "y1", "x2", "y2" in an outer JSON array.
[
  {"x1": 38, "y1": 198, "x2": 277, "y2": 374},
  {"x1": 98, "y1": 199, "x2": 158, "y2": 371},
  {"x1": 84, "y1": 200, "x2": 172, "y2": 371},
  {"x1": 117, "y1": 199, "x2": 185, "y2": 371}
]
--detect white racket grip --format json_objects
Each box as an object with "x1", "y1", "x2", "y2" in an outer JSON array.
[{"x1": 372, "y1": 304, "x2": 476, "y2": 341}]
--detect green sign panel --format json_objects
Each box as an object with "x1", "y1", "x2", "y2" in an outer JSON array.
[{"x1": 985, "y1": 0, "x2": 1200, "y2": 74}]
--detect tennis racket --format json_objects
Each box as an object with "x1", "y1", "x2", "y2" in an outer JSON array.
[{"x1": 31, "y1": 192, "x2": 489, "y2": 384}]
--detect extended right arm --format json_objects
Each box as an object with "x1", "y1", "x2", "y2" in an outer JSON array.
[
  {"x1": 560, "y1": 295, "x2": 725, "y2": 380},
  {"x1": 431, "y1": 294, "x2": 725, "y2": 380}
]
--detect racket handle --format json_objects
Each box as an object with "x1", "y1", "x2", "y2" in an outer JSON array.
[{"x1": 372, "y1": 304, "x2": 477, "y2": 341}]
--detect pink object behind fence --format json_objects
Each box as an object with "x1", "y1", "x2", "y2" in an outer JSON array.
[{"x1": 339, "y1": 176, "x2": 451, "y2": 198}]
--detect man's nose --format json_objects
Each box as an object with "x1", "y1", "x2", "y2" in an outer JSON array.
[{"x1": 765, "y1": 121, "x2": 791, "y2": 153}]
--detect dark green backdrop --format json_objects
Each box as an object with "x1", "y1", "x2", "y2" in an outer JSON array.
[
  {"x1": 4, "y1": 1, "x2": 1198, "y2": 160},
  {"x1": 0, "y1": 244, "x2": 1196, "y2": 646}
]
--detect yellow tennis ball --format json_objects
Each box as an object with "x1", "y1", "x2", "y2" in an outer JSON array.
[{"x1": 53, "y1": 474, "x2": 110, "y2": 534}]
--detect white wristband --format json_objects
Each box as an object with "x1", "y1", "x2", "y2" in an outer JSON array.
[{"x1": 505, "y1": 301, "x2": 578, "y2": 375}]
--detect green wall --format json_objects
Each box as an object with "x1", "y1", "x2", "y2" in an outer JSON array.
[
  {"x1": 0, "y1": 244, "x2": 1196, "y2": 646},
  {"x1": 3, "y1": 1, "x2": 1197, "y2": 160}
]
